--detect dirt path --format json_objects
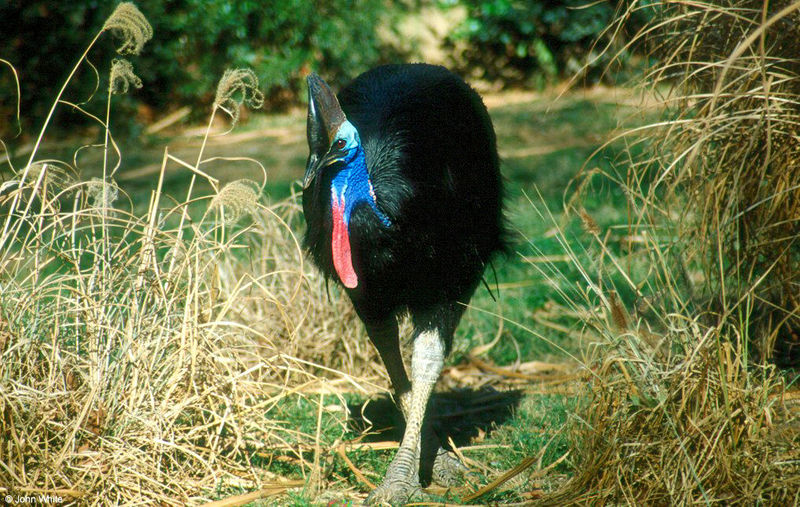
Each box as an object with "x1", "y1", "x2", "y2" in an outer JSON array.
[{"x1": 110, "y1": 85, "x2": 655, "y2": 190}]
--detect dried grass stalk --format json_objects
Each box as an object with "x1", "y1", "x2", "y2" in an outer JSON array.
[{"x1": 619, "y1": 0, "x2": 800, "y2": 364}]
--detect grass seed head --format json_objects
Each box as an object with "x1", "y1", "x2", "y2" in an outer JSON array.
[
  {"x1": 608, "y1": 290, "x2": 628, "y2": 332},
  {"x1": 86, "y1": 177, "x2": 119, "y2": 209},
  {"x1": 102, "y1": 2, "x2": 153, "y2": 55},
  {"x1": 213, "y1": 68, "x2": 265, "y2": 125},
  {"x1": 210, "y1": 179, "x2": 261, "y2": 224},
  {"x1": 579, "y1": 207, "x2": 600, "y2": 236},
  {"x1": 109, "y1": 58, "x2": 142, "y2": 94}
]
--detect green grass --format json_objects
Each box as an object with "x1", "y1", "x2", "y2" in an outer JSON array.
[
  {"x1": 258, "y1": 390, "x2": 578, "y2": 505},
  {"x1": 456, "y1": 96, "x2": 651, "y2": 367},
  {"x1": 10, "y1": 87, "x2": 657, "y2": 504},
  {"x1": 170, "y1": 89, "x2": 653, "y2": 504}
]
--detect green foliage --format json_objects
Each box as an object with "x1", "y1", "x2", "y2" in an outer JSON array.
[
  {"x1": 0, "y1": 1, "x2": 405, "y2": 135},
  {"x1": 446, "y1": 0, "x2": 651, "y2": 85}
]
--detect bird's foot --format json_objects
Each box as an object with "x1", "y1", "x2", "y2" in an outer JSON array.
[
  {"x1": 366, "y1": 477, "x2": 420, "y2": 506},
  {"x1": 366, "y1": 451, "x2": 423, "y2": 506},
  {"x1": 431, "y1": 448, "x2": 470, "y2": 487}
]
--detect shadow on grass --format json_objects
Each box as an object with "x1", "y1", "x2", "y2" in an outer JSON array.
[
  {"x1": 348, "y1": 387, "x2": 523, "y2": 485},
  {"x1": 348, "y1": 387, "x2": 524, "y2": 446},
  {"x1": 347, "y1": 387, "x2": 523, "y2": 484}
]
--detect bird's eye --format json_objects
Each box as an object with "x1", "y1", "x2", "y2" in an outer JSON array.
[{"x1": 333, "y1": 139, "x2": 347, "y2": 150}]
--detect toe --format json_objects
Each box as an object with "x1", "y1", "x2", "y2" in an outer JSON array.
[
  {"x1": 431, "y1": 449, "x2": 471, "y2": 487},
  {"x1": 366, "y1": 480, "x2": 420, "y2": 506}
]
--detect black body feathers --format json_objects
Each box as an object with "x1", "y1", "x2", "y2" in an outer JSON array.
[{"x1": 303, "y1": 64, "x2": 506, "y2": 324}]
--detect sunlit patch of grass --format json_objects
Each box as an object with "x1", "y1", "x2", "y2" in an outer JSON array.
[{"x1": 458, "y1": 96, "x2": 657, "y2": 367}]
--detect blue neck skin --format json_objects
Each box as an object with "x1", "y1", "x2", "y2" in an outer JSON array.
[{"x1": 330, "y1": 142, "x2": 391, "y2": 228}]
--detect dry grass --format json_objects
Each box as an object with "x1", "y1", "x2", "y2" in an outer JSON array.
[
  {"x1": 4, "y1": 2, "x2": 800, "y2": 504},
  {"x1": 0, "y1": 4, "x2": 384, "y2": 503},
  {"x1": 543, "y1": 1, "x2": 800, "y2": 503},
  {"x1": 546, "y1": 286, "x2": 800, "y2": 503},
  {"x1": 0, "y1": 166, "x2": 377, "y2": 502},
  {"x1": 613, "y1": 0, "x2": 800, "y2": 364},
  {"x1": 535, "y1": 184, "x2": 800, "y2": 504}
]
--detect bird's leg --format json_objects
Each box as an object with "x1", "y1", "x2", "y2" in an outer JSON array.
[
  {"x1": 364, "y1": 313, "x2": 468, "y2": 499},
  {"x1": 395, "y1": 392, "x2": 469, "y2": 488},
  {"x1": 371, "y1": 312, "x2": 467, "y2": 490},
  {"x1": 382, "y1": 361, "x2": 467, "y2": 488},
  {"x1": 367, "y1": 328, "x2": 444, "y2": 505},
  {"x1": 364, "y1": 318, "x2": 411, "y2": 409}
]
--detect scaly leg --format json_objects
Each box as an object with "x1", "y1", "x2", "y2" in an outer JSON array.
[
  {"x1": 411, "y1": 302, "x2": 471, "y2": 488},
  {"x1": 396, "y1": 392, "x2": 470, "y2": 488},
  {"x1": 367, "y1": 328, "x2": 444, "y2": 505},
  {"x1": 364, "y1": 311, "x2": 469, "y2": 502},
  {"x1": 366, "y1": 318, "x2": 462, "y2": 482}
]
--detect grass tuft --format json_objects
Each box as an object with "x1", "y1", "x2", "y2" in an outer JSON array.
[
  {"x1": 552, "y1": 321, "x2": 798, "y2": 504},
  {"x1": 610, "y1": 0, "x2": 800, "y2": 364},
  {"x1": 542, "y1": 1, "x2": 800, "y2": 503},
  {"x1": 0, "y1": 14, "x2": 379, "y2": 501}
]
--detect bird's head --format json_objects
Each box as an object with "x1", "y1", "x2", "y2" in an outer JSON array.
[
  {"x1": 303, "y1": 73, "x2": 360, "y2": 188},
  {"x1": 304, "y1": 73, "x2": 390, "y2": 289}
]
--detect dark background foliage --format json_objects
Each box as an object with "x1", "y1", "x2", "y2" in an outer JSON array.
[
  {"x1": 0, "y1": 0, "x2": 407, "y2": 136},
  {"x1": 446, "y1": 0, "x2": 654, "y2": 85},
  {"x1": 0, "y1": 0, "x2": 651, "y2": 136}
]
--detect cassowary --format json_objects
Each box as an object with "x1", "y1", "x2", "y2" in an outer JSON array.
[{"x1": 302, "y1": 63, "x2": 505, "y2": 505}]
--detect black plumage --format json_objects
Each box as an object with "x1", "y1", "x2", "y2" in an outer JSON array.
[
  {"x1": 304, "y1": 63, "x2": 505, "y2": 327},
  {"x1": 302, "y1": 63, "x2": 505, "y2": 504}
]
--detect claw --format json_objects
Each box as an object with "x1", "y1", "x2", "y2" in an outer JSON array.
[
  {"x1": 365, "y1": 445, "x2": 423, "y2": 506},
  {"x1": 366, "y1": 479, "x2": 420, "y2": 506},
  {"x1": 431, "y1": 449, "x2": 470, "y2": 487}
]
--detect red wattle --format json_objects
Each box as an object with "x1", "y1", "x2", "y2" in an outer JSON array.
[{"x1": 331, "y1": 197, "x2": 358, "y2": 288}]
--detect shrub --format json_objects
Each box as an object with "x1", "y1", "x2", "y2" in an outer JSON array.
[
  {"x1": 446, "y1": 0, "x2": 655, "y2": 86},
  {"x1": 0, "y1": 0, "x2": 406, "y2": 135}
]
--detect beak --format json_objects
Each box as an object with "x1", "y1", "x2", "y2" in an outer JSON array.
[
  {"x1": 303, "y1": 153, "x2": 321, "y2": 189},
  {"x1": 303, "y1": 149, "x2": 351, "y2": 189},
  {"x1": 304, "y1": 73, "x2": 347, "y2": 189}
]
